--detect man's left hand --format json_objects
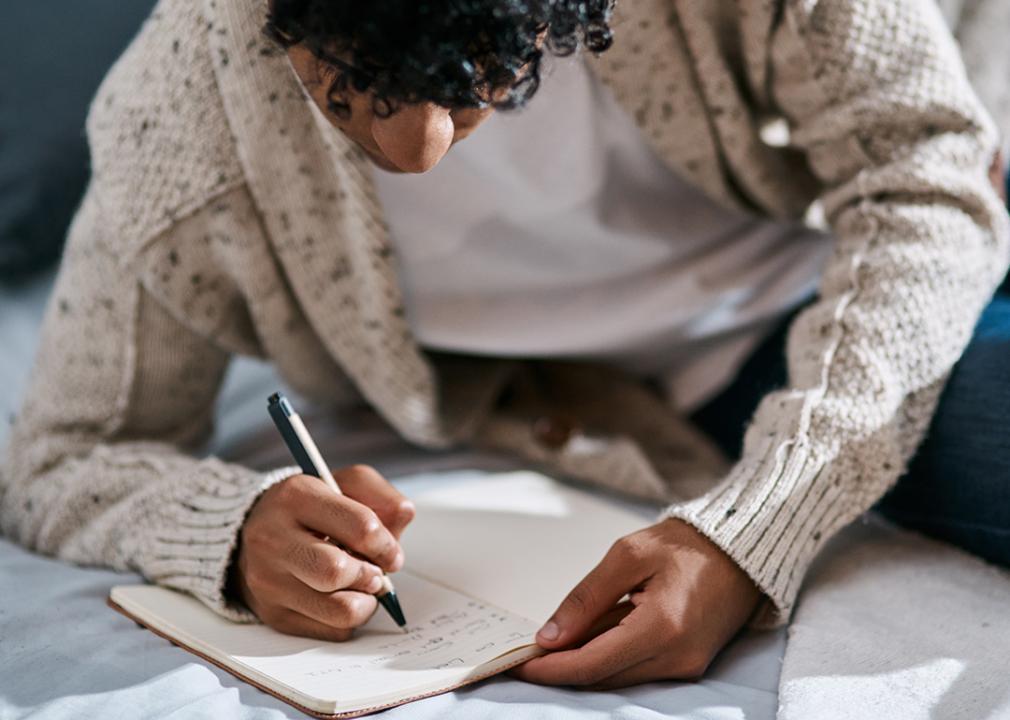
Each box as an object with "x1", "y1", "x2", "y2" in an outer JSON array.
[{"x1": 512, "y1": 518, "x2": 763, "y2": 689}]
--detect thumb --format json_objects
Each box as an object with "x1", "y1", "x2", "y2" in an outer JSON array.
[{"x1": 537, "y1": 542, "x2": 647, "y2": 649}]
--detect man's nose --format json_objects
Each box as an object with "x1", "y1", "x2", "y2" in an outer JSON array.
[{"x1": 371, "y1": 102, "x2": 454, "y2": 174}]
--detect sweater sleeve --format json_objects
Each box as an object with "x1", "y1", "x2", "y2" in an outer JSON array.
[
  {"x1": 0, "y1": 189, "x2": 297, "y2": 622},
  {"x1": 662, "y1": 0, "x2": 1010, "y2": 626}
]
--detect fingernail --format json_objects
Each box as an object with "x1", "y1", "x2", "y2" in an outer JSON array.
[
  {"x1": 391, "y1": 549, "x2": 404, "y2": 572},
  {"x1": 538, "y1": 620, "x2": 560, "y2": 641},
  {"x1": 366, "y1": 574, "x2": 383, "y2": 594}
]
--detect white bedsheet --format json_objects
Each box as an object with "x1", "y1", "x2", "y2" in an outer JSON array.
[
  {"x1": 780, "y1": 517, "x2": 1010, "y2": 720},
  {"x1": 0, "y1": 493, "x2": 783, "y2": 720},
  {"x1": 0, "y1": 272, "x2": 784, "y2": 720}
]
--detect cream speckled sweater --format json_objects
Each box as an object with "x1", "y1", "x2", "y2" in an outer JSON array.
[{"x1": 1, "y1": 0, "x2": 1008, "y2": 629}]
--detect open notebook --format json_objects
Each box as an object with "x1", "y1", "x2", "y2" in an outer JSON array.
[{"x1": 108, "y1": 471, "x2": 657, "y2": 718}]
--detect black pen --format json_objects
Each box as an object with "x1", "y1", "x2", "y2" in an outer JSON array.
[{"x1": 267, "y1": 392, "x2": 408, "y2": 632}]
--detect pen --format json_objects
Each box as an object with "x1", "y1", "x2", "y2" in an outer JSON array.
[{"x1": 267, "y1": 392, "x2": 408, "y2": 632}]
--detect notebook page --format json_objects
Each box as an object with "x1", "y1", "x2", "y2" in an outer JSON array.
[
  {"x1": 111, "y1": 571, "x2": 540, "y2": 714},
  {"x1": 401, "y1": 471, "x2": 659, "y2": 624}
]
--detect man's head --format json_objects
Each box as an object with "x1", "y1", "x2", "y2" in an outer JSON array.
[{"x1": 265, "y1": 1, "x2": 614, "y2": 173}]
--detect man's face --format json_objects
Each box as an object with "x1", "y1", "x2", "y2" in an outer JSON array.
[{"x1": 287, "y1": 44, "x2": 496, "y2": 174}]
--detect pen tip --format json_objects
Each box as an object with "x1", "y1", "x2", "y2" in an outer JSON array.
[{"x1": 377, "y1": 590, "x2": 407, "y2": 629}]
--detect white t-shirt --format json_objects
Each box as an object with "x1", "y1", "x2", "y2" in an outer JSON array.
[{"x1": 373, "y1": 54, "x2": 832, "y2": 411}]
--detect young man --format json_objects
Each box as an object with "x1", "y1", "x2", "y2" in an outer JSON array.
[{"x1": 2, "y1": 0, "x2": 1008, "y2": 689}]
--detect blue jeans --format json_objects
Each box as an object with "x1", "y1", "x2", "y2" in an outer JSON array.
[{"x1": 690, "y1": 288, "x2": 1010, "y2": 569}]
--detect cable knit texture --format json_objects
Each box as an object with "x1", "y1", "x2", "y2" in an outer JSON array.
[{"x1": 1, "y1": 0, "x2": 1007, "y2": 627}]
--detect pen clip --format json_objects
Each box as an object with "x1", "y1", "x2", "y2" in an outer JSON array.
[{"x1": 268, "y1": 395, "x2": 317, "y2": 478}]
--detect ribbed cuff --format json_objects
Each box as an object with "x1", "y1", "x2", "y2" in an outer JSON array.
[
  {"x1": 145, "y1": 463, "x2": 301, "y2": 623},
  {"x1": 660, "y1": 435, "x2": 835, "y2": 628}
]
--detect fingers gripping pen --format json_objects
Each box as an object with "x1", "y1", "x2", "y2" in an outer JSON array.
[{"x1": 267, "y1": 393, "x2": 408, "y2": 631}]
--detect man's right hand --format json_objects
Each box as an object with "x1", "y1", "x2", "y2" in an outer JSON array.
[{"x1": 232, "y1": 464, "x2": 415, "y2": 640}]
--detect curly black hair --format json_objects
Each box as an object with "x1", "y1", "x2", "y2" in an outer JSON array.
[{"x1": 265, "y1": 0, "x2": 615, "y2": 120}]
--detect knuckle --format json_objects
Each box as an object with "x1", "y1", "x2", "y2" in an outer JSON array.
[
  {"x1": 354, "y1": 561, "x2": 377, "y2": 588},
  {"x1": 377, "y1": 540, "x2": 399, "y2": 566},
  {"x1": 345, "y1": 463, "x2": 380, "y2": 480},
  {"x1": 359, "y1": 517, "x2": 396, "y2": 559},
  {"x1": 327, "y1": 593, "x2": 376, "y2": 626},
  {"x1": 339, "y1": 498, "x2": 377, "y2": 533},
  {"x1": 608, "y1": 536, "x2": 629, "y2": 561},
  {"x1": 272, "y1": 476, "x2": 309, "y2": 510},
  {"x1": 275, "y1": 475, "x2": 303, "y2": 500},
  {"x1": 350, "y1": 594, "x2": 378, "y2": 624},
  {"x1": 320, "y1": 554, "x2": 350, "y2": 588},
  {"x1": 327, "y1": 592, "x2": 359, "y2": 619},
  {"x1": 398, "y1": 502, "x2": 416, "y2": 523},
  {"x1": 563, "y1": 584, "x2": 595, "y2": 616},
  {"x1": 357, "y1": 508, "x2": 383, "y2": 537},
  {"x1": 340, "y1": 464, "x2": 385, "y2": 490},
  {"x1": 612, "y1": 534, "x2": 646, "y2": 563}
]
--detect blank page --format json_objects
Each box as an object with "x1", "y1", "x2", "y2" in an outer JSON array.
[{"x1": 402, "y1": 471, "x2": 658, "y2": 624}]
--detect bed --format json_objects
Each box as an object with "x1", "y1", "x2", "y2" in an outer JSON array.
[{"x1": 0, "y1": 271, "x2": 785, "y2": 720}]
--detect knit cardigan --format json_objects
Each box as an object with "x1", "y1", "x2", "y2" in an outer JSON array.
[{"x1": 1, "y1": 0, "x2": 1008, "y2": 629}]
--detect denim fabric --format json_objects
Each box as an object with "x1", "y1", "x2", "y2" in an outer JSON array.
[
  {"x1": 1004, "y1": 173, "x2": 1010, "y2": 293},
  {"x1": 691, "y1": 288, "x2": 1010, "y2": 569}
]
